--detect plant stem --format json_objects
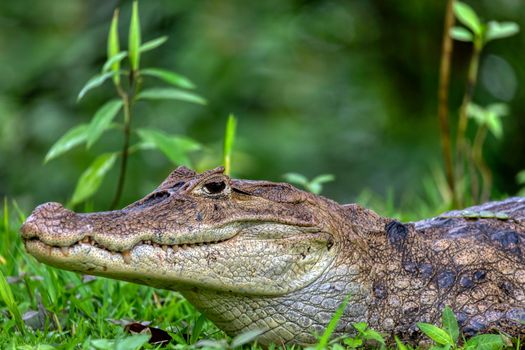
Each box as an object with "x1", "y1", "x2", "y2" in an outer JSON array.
[
  {"x1": 110, "y1": 69, "x2": 141, "y2": 210},
  {"x1": 466, "y1": 142, "x2": 479, "y2": 204},
  {"x1": 437, "y1": 0, "x2": 456, "y2": 207},
  {"x1": 472, "y1": 125, "x2": 491, "y2": 202},
  {"x1": 110, "y1": 94, "x2": 132, "y2": 210},
  {"x1": 455, "y1": 41, "x2": 481, "y2": 207}
]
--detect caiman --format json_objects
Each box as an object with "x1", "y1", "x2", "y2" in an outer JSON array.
[{"x1": 20, "y1": 166, "x2": 525, "y2": 345}]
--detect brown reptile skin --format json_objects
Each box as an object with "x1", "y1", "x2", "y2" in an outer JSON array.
[{"x1": 20, "y1": 166, "x2": 525, "y2": 345}]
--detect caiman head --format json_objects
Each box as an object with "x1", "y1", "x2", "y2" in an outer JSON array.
[{"x1": 21, "y1": 166, "x2": 386, "y2": 344}]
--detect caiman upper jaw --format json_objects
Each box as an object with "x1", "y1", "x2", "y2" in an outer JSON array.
[{"x1": 21, "y1": 202, "x2": 85, "y2": 247}]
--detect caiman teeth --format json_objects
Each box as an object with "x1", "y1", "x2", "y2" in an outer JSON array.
[
  {"x1": 60, "y1": 247, "x2": 69, "y2": 257},
  {"x1": 122, "y1": 250, "x2": 131, "y2": 264},
  {"x1": 30, "y1": 232, "x2": 233, "y2": 257}
]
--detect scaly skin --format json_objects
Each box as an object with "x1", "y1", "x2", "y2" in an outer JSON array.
[{"x1": 20, "y1": 166, "x2": 525, "y2": 345}]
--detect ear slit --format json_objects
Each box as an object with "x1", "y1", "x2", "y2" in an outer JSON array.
[{"x1": 232, "y1": 188, "x2": 251, "y2": 195}]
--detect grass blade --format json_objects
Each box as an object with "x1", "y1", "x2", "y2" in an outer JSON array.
[
  {"x1": 223, "y1": 114, "x2": 237, "y2": 176},
  {"x1": 316, "y1": 295, "x2": 350, "y2": 349},
  {"x1": 230, "y1": 329, "x2": 264, "y2": 348},
  {"x1": 2, "y1": 197, "x2": 8, "y2": 232},
  {"x1": 0, "y1": 270, "x2": 25, "y2": 333},
  {"x1": 394, "y1": 336, "x2": 409, "y2": 350}
]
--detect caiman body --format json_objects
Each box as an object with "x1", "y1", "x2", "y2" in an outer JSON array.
[{"x1": 21, "y1": 166, "x2": 525, "y2": 345}]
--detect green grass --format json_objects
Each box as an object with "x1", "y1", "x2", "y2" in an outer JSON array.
[
  {"x1": 0, "y1": 200, "x2": 520, "y2": 349},
  {"x1": 0, "y1": 201, "x2": 226, "y2": 349}
]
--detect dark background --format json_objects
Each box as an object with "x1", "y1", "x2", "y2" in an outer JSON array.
[{"x1": 1, "y1": 0, "x2": 524, "y2": 216}]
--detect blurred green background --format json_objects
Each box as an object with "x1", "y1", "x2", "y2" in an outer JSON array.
[{"x1": 1, "y1": 0, "x2": 524, "y2": 215}]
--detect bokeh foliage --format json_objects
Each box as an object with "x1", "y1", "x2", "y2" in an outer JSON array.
[{"x1": 1, "y1": 0, "x2": 524, "y2": 215}]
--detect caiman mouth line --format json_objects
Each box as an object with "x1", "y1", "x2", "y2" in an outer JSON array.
[
  {"x1": 24, "y1": 234, "x2": 236, "y2": 264},
  {"x1": 23, "y1": 221, "x2": 323, "y2": 265}
]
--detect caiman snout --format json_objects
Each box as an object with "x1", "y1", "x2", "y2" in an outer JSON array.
[{"x1": 21, "y1": 202, "x2": 80, "y2": 244}]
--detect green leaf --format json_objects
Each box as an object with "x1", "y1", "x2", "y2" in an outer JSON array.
[
  {"x1": 453, "y1": 2, "x2": 482, "y2": 36},
  {"x1": 487, "y1": 103, "x2": 509, "y2": 117},
  {"x1": 102, "y1": 51, "x2": 128, "y2": 73},
  {"x1": 467, "y1": 103, "x2": 506, "y2": 138},
  {"x1": 78, "y1": 72, "x2": 115, "y2": 101},
  {"x1": 128, "y1": 0, "x2": 141, "y2": 71},
  {"x1": 331, "y1": 344, "x2": 345, "y2": 350},
  {"x1": 517, "y1": 170, "x2": 525, "y2": 185},
  {"x1": 115, "y1": 334, "x2": 150, "y2": 350},
  {"x1": 395, "y1": 336, "x2": 409, "y2": 350},
  {"x1": 352, "y1": 321, "x2": 368, "y2": 333},
  {"x1": 485, "y1": 21, "x2": 519, "y2": 42},
  {"x1": 141, "y1": 68, "x2": 195, "y2": 89},
  {"x1": 44, "y1": 124, "x2": 89, "y2": 163},
  {"x1": 91, "y1": 339, "x2": 113, "y2": 350},
  {"x1": 223, "y1": 114, "x2": 237, "y2": 176},
  {"x1": 283, "y1": 173, "x2": 309, "y2": 186},
  {"x1": 450, "y1": 26, "x2": 474, "y2": 42},
  {"x1": 107, "y1": 9, "x2": 121, "y2": 85},
  {"x1": 71, "y1": 153, "x2": 117, "y2": 206},
  {"x1": 311, "y1": 174, "x2": 335, "y2": 185},
  {"x1": 137, "y1": 129, "x2": 201, "y2": 167},
  {"x1": 486, "y1": 113, "x2": 503, "y2": 139},
  {"x1": 465, "y1": 334, "x2": 505, "y2": 350},
  {"x1": 137, "y1": 88, "x2": 206, "y2": 105},
  {"x1": 139, "y1": 36, "x2": 168, "y2": 53},
  {"x1": 343, "y1": 338, "x2": 363, "y2": 348},
  {"x1": 467, "y1": 102, "x2": 485, "y2": 123},
  {"x1": 230, "y1": 329, "x2": 264, "y2": 348},
  {"x1": 86, "y1": 100, "x2": 123, "y2": 148},
  {"x1": 441, "y1": 306, "x2": 459, "y2": 343},
  {"x1": 416, "y1": 323, "x2": 453, "y2": 345},
  {"x1": 308, "y1": 183, "x2": 322, "y2": 195},
  {"x1": 362, "y1": 328, "x2": 385, "y2": 345}
]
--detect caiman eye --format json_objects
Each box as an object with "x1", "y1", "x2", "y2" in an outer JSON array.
[{"x1": 203, "y1": 181, "x2": 226, "y2": 195}]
